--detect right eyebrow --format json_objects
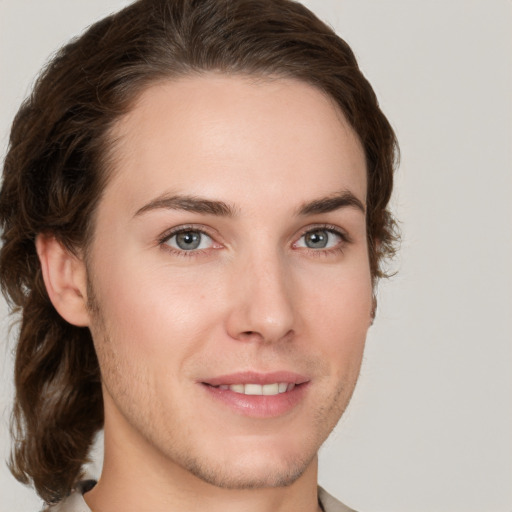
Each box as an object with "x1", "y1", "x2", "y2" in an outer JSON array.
[{"x1": 133, "y1": 194, "x2": 237, "y2": 218}]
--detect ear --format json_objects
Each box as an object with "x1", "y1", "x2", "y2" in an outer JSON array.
[{"x1": 36, "y1": 234, "x2": 90, "y2": 327}]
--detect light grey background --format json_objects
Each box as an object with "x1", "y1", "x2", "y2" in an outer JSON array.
[{"x1": 1, "y1": 1, "x2": 511, "y2": 511}]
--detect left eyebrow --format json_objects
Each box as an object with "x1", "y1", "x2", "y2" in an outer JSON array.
[{"x1": 297, "y1": 191, "x2": 366, "y2": 216}]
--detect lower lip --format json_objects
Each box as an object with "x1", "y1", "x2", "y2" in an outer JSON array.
[{"x1": 201, "y1": 383, "x2": 309, "y2": 418}]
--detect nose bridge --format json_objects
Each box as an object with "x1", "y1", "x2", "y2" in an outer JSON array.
[{"x1": 226, "y1": 242, "x2": 296, "y2": 343}]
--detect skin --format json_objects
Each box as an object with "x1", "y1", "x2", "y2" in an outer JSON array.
[{"x1": 39, "y1": 74, "x2": 372, "y2": 512}]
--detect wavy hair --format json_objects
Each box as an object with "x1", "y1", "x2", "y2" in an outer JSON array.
[{"x1": 0, "y1": 0, "x2": 399, "y2": 504}]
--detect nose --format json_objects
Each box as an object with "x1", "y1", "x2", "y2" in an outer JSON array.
[{"x1": 225, "y1": 250, "x2": 296, "y2": 344}]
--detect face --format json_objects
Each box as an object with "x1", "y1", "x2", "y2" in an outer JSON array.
[{"x1": 85, "y1": 74, "x2": 372, "y2": 489}]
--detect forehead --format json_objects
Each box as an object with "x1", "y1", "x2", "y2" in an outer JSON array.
[{"x1": 102, "y1": 74, "x2": 367, "y2": 216}]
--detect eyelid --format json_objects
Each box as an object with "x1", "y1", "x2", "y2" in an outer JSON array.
[
  {"x1": 157, "y1": 223, "x2": 350, "y2": 256},
  {"x1": 158, "y1": 224, "x2": 217, "y2": 244},
  {"x1": 158, "y1": 224, "x2": 223, "y2": 256},
  {"x1": 296, "y1": 224, "x2": 350, "y2": 242},
  {"x1": 292, "y1": 224, "x2": 351, "y2": 251}
]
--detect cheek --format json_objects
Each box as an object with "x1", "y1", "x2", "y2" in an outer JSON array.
[
  {"x1": 89, "y1": 239, "x2": 372, "y2": 373},
  {"x1": 297, "y1": 264, "x2": 372, "y2": 369},
  {"x1": 90, "y1": 256, "x2": 222, "y2": 361}
]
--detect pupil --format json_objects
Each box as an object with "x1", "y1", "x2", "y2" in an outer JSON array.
[
  {"x1": 306, "y1": 230, "x2": 328, "y2": 248},
  {"x1": 176, "y1": 231, "x2": 200, "y2": 250}
]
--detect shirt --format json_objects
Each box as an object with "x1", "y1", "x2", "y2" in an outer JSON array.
[{"x1": 43, "y1": 481, "x2": 356, "y2": 512}]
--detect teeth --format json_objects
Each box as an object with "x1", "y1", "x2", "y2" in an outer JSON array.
[
  {"x1": 262, "y1": 383, "x2": 279, "y2": 395},
  {"x1": 244, "y1": 384, "x2": 262, "y2": 395},
  {"x1": 216, "y1": 382, "x2": 294, "y2": 395}
]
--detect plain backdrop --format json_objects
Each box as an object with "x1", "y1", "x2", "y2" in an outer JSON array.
[{"x1": 1, "y1": 1, "x2": 511, "y2": 511}]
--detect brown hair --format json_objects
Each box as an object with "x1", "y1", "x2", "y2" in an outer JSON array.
[{"x1": 0, "y1": 0, "x2": 399, "y2": 504}]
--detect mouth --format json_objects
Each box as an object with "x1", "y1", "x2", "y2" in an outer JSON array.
[
  {"x1": 200, "y1": 372, "x2": 309, "y2": 418},
  {"x1": 207, "y1": 382, "x2": 297, "y2": 395}
]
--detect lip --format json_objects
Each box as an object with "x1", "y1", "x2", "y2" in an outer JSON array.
[
  {"x1": 202, "y1": 371, "x2": 309, "y2": 387},
  {"x1": 200, "y1": 371, "x2": 310, "y2": 418}
]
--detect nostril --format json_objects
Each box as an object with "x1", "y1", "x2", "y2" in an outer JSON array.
[{"x1": 237, "y1": 330, "x2": 264, "y2": 342}]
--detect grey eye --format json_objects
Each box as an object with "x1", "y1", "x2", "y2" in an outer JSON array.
[
  {"x1": 296, "y1": 229, "x2": 342, "y2": 250},
  {"x1": 166, "y1": 230, "x2": 213, "y2": 251},
  {"x1": 304, "y1": 230, "x2": 329, "y2": 248}
]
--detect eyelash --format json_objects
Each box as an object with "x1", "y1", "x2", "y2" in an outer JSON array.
[
  {"x1": 158, "y1": 223, "x2": 351, "y2": 258},
  {"x1": 158, "y1": 224, "x2": 218, "y2": 258},
  {"x1": 294, "y1": 224, "x2": 351, "y2": 257}
]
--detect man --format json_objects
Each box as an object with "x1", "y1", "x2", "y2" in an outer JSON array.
[{"x1": 0, "y1": 1, "x2": 398, "y2": 511}]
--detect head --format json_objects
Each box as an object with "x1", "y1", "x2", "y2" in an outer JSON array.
[{"x1": 0, "y1": 0, "x2": 398, "y2": 505}]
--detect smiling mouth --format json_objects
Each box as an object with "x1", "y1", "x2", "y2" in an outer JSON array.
[
  {"x1": 207, "y1": 382, "x2": 296, "y2": 396},
  {"x1": 202, "y1": 375, "x2": 309, "y2": 417}
]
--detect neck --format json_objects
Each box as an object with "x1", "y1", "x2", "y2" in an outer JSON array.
[{"x1": 85, "y1": 411, "x2": 322, "y2": 512}]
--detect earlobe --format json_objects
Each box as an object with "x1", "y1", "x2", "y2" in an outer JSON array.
[{"x1": 36, "y1": 234, "x2": 90, "y2": 327}]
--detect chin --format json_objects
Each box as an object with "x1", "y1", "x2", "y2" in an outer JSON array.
[{"x1": 179, "y1": 446, "x2": 316, "y2": 490}]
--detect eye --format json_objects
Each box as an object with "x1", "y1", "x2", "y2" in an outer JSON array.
[
  {"x1": 164, "y1": 229, "x2": 214, "y2": 251},
  {"x1": 295, "y1": 228, "x2": 343, "y2": 250}
]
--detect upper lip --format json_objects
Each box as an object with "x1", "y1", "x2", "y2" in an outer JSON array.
[{"x1": 202, "y1": 371, "x2": 309, "y2": 387}]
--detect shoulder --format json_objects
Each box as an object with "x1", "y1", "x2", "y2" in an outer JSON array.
[
  {"x1": 318, "y1": 486, "x2": 358, "y2": 512},
  {"x1": 41, "y1": 481, "x2": 95, "y2": 512},
  {"x1": 41, "y1": 482, "x2": 352, "y2": 512}
]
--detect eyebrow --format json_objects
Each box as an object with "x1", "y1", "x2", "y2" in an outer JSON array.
[
  {"x1": 134, "y1": 194, "x2": 236, "y2": 217},
  {"x1": 134, "y1": 190, "x2": 365, "y2": 218},
  {"x1": 297, "y1": 191, "x2": 366, "y2": 216}
]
